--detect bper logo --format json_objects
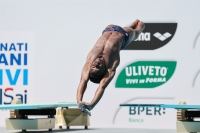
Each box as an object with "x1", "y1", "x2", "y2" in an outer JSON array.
[
  {"x1": 115, "y1": 61, "x2": 177, "y2": 88},
  {"x1": 112, "y1": 97, "x2": 174, "y2": 124},
  {"x1": 129, "y1": 106, "x2": 165, "y2": 115},
  {"x1": 123, "y1": 23, "x2": 177, "y2": 50}
]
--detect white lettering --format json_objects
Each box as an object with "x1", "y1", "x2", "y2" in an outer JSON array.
[
  {"x1": 145, "y1": 77, "x2": 166, "y2": 83},
  {"x1": 135, "y1": 32, "x2": 151, "y2": 41}
]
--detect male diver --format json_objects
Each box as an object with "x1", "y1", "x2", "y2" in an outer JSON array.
[{"x1": 76, "y1": 19, "x2": 145, "y2": 115}]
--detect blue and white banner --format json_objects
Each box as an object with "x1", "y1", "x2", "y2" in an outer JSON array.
[{"x1": 0, "y1": 31, "x2": 34, "y2": 126}]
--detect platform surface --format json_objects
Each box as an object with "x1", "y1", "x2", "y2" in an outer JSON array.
[
  {"x1": 120, "y1": 104, "x2": 200, "y2": 109},
  {"x1": 0, "y1": 102, "x2": 78, "y2": 110},
  {"x1": 0, "y1": 127, "x2": 177, "y2": 133}
]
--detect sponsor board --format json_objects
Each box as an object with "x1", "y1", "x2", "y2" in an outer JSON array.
[
  {"x1": 113, "y1": 98, "x2": 176, "y2": 129},
  {"x1": 116, "y1": 61, "x2": 177, "y2": 88},
  {"x1": 123, "y1": 23, "x2": 177, "y2": 50},
  {"x1": 0, "y1": 31, "x2": 34, "y2": 126}
]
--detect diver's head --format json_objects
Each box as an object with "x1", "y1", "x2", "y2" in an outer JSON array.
[{"x1": 89, "y1": 57, "x2": 106, "y2": 84}]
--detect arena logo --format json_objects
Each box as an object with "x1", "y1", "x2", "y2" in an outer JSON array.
[
  {"x1": 0, "y1": 88, "x2": 27, "y2": 105},
  {"x1": 122, "y1": 23, "x2": 177, "y2": 50},
  {"x1": 115, "y1": 61, "x2": 177, "y2": 88}
]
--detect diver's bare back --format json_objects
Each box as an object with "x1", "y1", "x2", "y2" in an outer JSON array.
[{"x1": 89, "y1": 25, "x2": 126, "y2": 69}]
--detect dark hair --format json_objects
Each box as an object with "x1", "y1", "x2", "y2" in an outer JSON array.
[
  {"x1": 89, "y1": 69, "x2": 106, "y2": 84},
  {"x1": 89, "y1": 76, "x2": 102, "y2": 84}
]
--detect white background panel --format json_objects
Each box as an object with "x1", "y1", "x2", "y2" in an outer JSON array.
[{"x1": 0, "y1": 0, "x2": 200, "y2": 128}]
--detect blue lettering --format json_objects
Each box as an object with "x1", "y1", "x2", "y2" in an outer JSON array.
[
  {"x1": 0, "y1": 54, "x2": 8, "y2": 65},
  {"x1": 0, "y1": 69, "x2": 28, "y2": 85},
  {"x1": 23, "y1": 69, "x2": 28, "y2": 85},
  {"x1": 0, "y1": 70, "x2": 2, "y2": 85},
  {"x1": 17, "y1": 43, "x2": 23, "y2": 51},
  {"x1": 0, "y1": 88, "x2": 27, "y2": 104},
  {"x1": 9, "y1": 43, "x2": 16, "y2": 51},
  {"x1": 0, "y1": 43, "x2": 7, "y2": 51},
  {"x1": 4, "y1": 93, "x2": 13, "y2": 105},
  {"x1": 24, "y1": 90, "x2": 27, "y2": 103},
  {"x1": 0, "y1": 43, "x2": 28, "y2": 51},
  {"x1": 0, "y1": 89, "x2": 2, "y2": 104},
  {"x1": 24, "y1": 54, "x2": 27, "y2": 65},
  {"x1": 146, "y1": 107, "x2": 152, "y2": 115},
  {"x1": 129, "y1": 107, "x2": 136, "y2": 115},
  {"x1": 138, "y1": 107, "x2": 145, "y2": 115},
  {"x1": 154, "y1": 107, "x2": 161, "y2": 115},
  {"x1": 0, "y1": 53, "x2": 27, "y2": 65},
  {"x1": 10, "y1": 54, "x2": 21, "y2": 65},
  {"x1": 25, "y1": 43, "x2": 28, "y2": 51},
  {"x1": 6, "y1": 69, "x2": 20, "y2": 85}
]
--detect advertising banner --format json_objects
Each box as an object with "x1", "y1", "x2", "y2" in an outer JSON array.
[{"x1": 0, "y1": 31, "x2": 34, "y2": 126}]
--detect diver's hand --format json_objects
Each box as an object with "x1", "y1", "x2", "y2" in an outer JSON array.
[
  {"x1": 85, "y1": 104, "x2": 94, "y2": 111},
  {"x1": 132, "y1": 19, "x2": 145, "y2": 39},
  {"x1": 78, "y1": 101, "x2": 92, "y2": 116}
]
